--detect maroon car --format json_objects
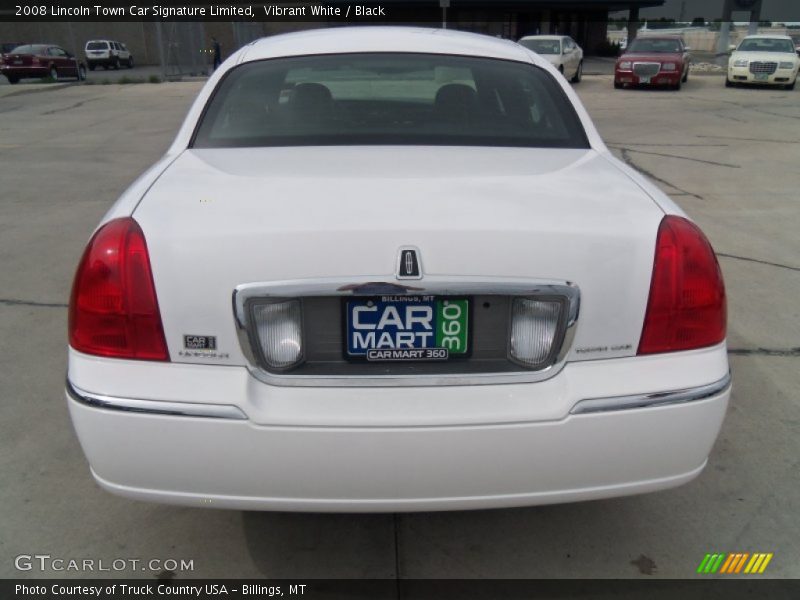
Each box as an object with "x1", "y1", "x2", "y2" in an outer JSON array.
[
  {"x1": 614, "y1": 35, "x2": 691, "y2": 90},
  {"x1": 0, "y1": 44, "x2": 86, "y2": 84}
]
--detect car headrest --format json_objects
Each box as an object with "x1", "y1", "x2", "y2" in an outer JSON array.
[
  {"x1": 289, "y1": 82, "x2": 333, "y2": 114},
  {"x1": 434, "y1": 83, "x2": 479, "y2": 119}
]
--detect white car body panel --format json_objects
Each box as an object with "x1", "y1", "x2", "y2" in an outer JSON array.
[
  {"x1": 68, "y1": 386, "x2": 727, "y2": 512},
  {"x1": 134, "y1": 146, "x2": 663, "y2": 367},
  {"x1": 69, "y1": 343, "x2": 728, "y2": 428},
  {"x1": 67, "y1": 27, "x2": 730, "y2": 512}
]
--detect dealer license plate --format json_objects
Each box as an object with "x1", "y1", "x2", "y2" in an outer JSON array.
[{"x1": 345, "y1": 296, "x2": 469, "y2": 361}]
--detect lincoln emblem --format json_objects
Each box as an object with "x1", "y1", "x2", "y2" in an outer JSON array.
[{"x1": 396, "y1": 247, "x2": 422, "y2": 279}]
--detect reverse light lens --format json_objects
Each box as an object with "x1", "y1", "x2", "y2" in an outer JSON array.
[
  {"x1": 69, "y1": 218, "x2": 169, "y2": 361},
  {"x1": 619, "y1": 61, "x2": 632, "y2": 70},
  {"x1": 509, "y1": 299, "x2": 562, "y2": 368},
  {"x1": 252, "y1": 300, "x2": 303, "y2": 369},
  {"x1": 662, "y1": 62, "x2": 677, "y2": 71},
  {"x1": 779, "y1": 61, "x2": 795, "y2": 69},
  {"x1": 733, "y1": 59, "x2": 748, "y2": 67},
  {"x1": 638, "y1": 216, "x2": 726, "y2": 355}
]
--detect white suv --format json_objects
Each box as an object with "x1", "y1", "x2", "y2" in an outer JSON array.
[{"x1": 84, "y1": 40, "x2": 133, "y2": 70}]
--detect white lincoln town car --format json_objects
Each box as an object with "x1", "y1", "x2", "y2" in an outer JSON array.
[{"x1": 67, "y1": 27, "x2": 730, "y2": 512}]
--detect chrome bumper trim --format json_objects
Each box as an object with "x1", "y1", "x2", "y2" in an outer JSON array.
[
  {"x1": 232, "y1": 275, "x2": 580, "y2": 388},
  {"x1": 66, "y1": 381, "x2": 248, "y2": 420},
  {"x1": 570, "y1": 372, "x2": 731, "y2": 415}
]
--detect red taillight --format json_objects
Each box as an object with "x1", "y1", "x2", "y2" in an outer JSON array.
[
  {"x1": 638, "y1": 215, "x2": 726, "y2": 355},
  {"x1": 68, "y1": 218, "x2": 169, "y2": 361}
]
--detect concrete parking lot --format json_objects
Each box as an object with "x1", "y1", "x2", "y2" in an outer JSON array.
[{"x1": 0, "y1": 74, "x2": 798, "y2": 579}]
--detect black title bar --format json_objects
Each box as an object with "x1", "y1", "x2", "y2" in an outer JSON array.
[
  {"x1": 2, "y1": 0, "x2": 800, "y2": 23},
  {"x1": 4, "y1": 579, "x2": 800, "y2": 600}
]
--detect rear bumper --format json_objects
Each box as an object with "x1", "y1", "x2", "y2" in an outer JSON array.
[
  {"x1": 86, "y1": 57, "x2": 117, "y2": 66},
  {"x1": 66, "y1": 346, "x2": 730, "y2": 512}
]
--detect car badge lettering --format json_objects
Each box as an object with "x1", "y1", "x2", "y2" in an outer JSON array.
[
  {"x1": 183, "y1": 335, "x2": 217, "y2": 350},
  {"x1": 396, "y1": 247, "x2": 422, "y2": 280}
]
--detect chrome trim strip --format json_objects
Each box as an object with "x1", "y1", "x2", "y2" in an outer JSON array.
[
  {"x1": 632, "y1": 61, "x2": 662, "y2": 79},
  {"x1": 232, "y1": 276, "x2": 580, "y2": 388},
  {"x1": 66, "y1": 381, "x2": 248, "y2": 420},
  {"x1": 570, "y1": 372, "x2": 731, "y2": 415}
]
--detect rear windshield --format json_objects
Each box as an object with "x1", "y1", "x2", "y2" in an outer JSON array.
[
  {"x1": 192, "y1": 53, "x2": 589, "y2": 149},
  {"x1": 737, "y1": 38, "x2": 795, "y2": 53},
  {"x1": 86, "y1": 42, "x2": 109, "y2": 50},
  {"x1": 8, "y1": 45, "x2": 46, "y2": 55},
  {"x1": 519, "y1": 39, "x2": 561, "y2": 55}
]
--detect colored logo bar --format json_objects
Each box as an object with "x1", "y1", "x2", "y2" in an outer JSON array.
[{"x1": 696, "y1": 552, "x2": 773, "y2": 574}]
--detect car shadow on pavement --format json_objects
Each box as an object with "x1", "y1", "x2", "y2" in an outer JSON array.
[{"x1": 241, "y1": 511, "x2": 396, "y2": 578}]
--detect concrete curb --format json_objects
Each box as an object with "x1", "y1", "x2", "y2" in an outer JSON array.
[{"x1": 0, "y1": 82, "x2": 73, "y2": 98}]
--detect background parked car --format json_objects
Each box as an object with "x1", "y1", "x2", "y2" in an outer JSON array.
[
  {"x1": 517, "y1": 35, "x2": 584, "y2": 82},
  {"x1": 84, "y1": 40, "x2": 133, "y2": 70},
  {"x1": 727, "y1": 35, "x2": 799, "y2": 90},
  {"x1": 614, "y1": 35, "x2": 691, "y2": 90},
  {"x1": 0, "y1": 44, "x2": 86, "y2": 84}
]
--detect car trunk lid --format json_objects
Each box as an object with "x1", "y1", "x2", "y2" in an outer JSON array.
[{"x1": 133, "y1": 146, "x2": 665, "y2": 370}]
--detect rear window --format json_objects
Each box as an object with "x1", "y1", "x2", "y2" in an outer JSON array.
[
  {"x1": 519, "y1": 39, "x2": 561, "y2": 55},
  {"x1": 192, "y1": 53, "x2": 589, "y2": 149},
  {"x1": 8, "y1": 45, "x2": 47, "y2": 55},
  {"x1": 86, "y1": 42, "x2": 109, "y2": 50}
]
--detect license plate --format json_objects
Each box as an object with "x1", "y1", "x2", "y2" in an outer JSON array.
[
  {"x1": 345, "y1": 296, "x2": 469, "y2": 361},
  {"x1": 13, "y1": 60, "x2": 22, "y2": 65},
  {"x1": 755, "y1": 73, "x2": 769, "y2": 81},
  {"x1": 639, "y1": 76, "x2": 651, "y2": 84}
]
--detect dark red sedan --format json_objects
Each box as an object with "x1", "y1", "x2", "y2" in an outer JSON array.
[
  {"x1": 0, "y1": 44, "x2": 86, "y2": 84},
  {"x1": 614, "y1": 35, "x2": 691, "y2": 90}
]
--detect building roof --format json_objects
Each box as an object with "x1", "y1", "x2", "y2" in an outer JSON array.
[
  {"x1": 458, "y1": 0, "x2": 664, "y2": 7},
  {"x1": 325, "y1": 0, "x2": 665, "y2": 12},
  {"x1": 336, "y1": 0, "x2": 664, "y2": 6}
]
